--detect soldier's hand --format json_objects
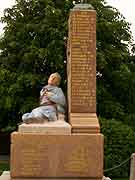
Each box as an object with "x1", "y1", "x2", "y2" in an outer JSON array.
[{"x1": 46, "y1": 92, "x2": 54, "y2": 97}]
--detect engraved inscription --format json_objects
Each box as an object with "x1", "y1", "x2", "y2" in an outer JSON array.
[
  {"x1": 19, "y1": 145, "x2": 49, "y2": 176},
  {"x1": 64, "y1": 146, "x2": 89, "y2": 173},
  {"x1": 69, "y1": 11, "x2": 96, "y2": 112}
]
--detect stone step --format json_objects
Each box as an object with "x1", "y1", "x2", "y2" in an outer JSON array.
[
  {"x1": 69, "y1": 113, "x2": 100, "y2": 133},
  {"x1": 0, "y1": 171, "x2": 102, "y2": 180}
]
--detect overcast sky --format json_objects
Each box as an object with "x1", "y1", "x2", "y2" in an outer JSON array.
[
  {"x1": 0, "y1": 0, "x2": 135, "y2": 41},
  {"x1": 106, "y1": 0, "x2": 135, "y2": 42}
]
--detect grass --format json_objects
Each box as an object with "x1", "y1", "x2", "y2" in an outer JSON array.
[{"x1": 0, "y1": 160, "x2": 10, "y2": 175}]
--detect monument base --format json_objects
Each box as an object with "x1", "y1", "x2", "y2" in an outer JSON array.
[
  {"x1": 0, "y1": 171, "x2": 102, "y2": 180},
  {"x1": 69, "y1": 113, "x2": 100, "y2": 133},
  {"x1": 11, "y1": 132, "x2": 103, "y2": 179}
]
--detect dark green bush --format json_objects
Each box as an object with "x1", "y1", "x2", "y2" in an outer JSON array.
[{"x1": 100, "y1": 117, "x2": 135, "y2": 178}]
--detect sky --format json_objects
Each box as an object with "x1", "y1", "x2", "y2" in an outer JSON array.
[
  {"x1": 106, "y1": 0, "x2": 135, "y2": 42},
  {"x1": 0, "y1": 0, "x2": 15, "y2": 32},
  {"x1": 0, "y1": 0, "x2": 135, "y2": 41}
]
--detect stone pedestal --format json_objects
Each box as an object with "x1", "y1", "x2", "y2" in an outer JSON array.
[
  {"x1": 10, "y1": 120, "x2": 103, "y2": 180},
  {"x1": 11, "y1": 132, "x2": 103, "y2": 179},
  {"x1": 18, "y1": 120, "x2": 71, "y2": 135}
]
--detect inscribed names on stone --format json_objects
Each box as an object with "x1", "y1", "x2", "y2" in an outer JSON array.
[{"x1": 69, "y1": 11, "x2": 96, "y2": 112}]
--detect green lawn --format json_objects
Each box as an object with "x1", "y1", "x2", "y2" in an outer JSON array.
[{"x1": 0, "y1": 160, "x2": 10, "y2": 175}]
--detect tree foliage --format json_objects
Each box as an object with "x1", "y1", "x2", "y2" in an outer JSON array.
[
  {"x1": 0, "y1": 0, "x2": 70, "y2": 129},
  {"x1": 100, "y1": 117, "x2": 135, "y2": 177}
]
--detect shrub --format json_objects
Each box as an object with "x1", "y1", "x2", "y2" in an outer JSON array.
[{"x1": 100, "y1": 117, "x2": 135, "y2": 178}]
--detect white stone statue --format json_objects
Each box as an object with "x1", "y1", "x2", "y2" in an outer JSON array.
[{"x1": 22, "y1": 72, "x2": 66, "y2": 124}]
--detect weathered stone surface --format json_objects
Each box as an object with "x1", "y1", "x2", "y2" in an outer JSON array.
[
  {"x1": 73, "y1": 3, "x2": 94, "y2": 10},
  {"x1": 12, "y1": 178, "x2": 102, "y2": 180},
  {"x1": 67, "y1": 9, "x2": 96, "y2": 114},
  {"x1": 0, "y1": 172, "x2": 102, "y2": 180},
  {"x1": 0, "y1": 171, "x2": 102, "y2": 180},
  {"x1": 11, "y1": 132, "x2": 103, "y2": 178},
  {"x1": 18, "y1": 120, "x2": 71, "y2": 134},
  {"x1": 70, "y1": 113, "x2": 100, "y2": 133}
]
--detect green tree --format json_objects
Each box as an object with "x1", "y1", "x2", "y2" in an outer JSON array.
[
  {"x1": 95, "y1": 0, "x2": 134, "y2": 124},
  {"x1": 100, "y1": 117, "x2": 135, "y2": 177},
  {"x1": 0, "y1": 0, "x2": 71, "y2": 130}
]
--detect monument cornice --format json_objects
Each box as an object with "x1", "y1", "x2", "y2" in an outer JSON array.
[{"x1": 73, "y1": 3, "x2": 94, "y2": 10}]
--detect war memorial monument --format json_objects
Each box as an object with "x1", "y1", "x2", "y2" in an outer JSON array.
[{"x1": 0, "y1": 2, "x2": 104, "y2": 180}]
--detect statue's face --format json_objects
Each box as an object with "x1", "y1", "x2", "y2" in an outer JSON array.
[{"x1": 48, "y1": 73, "x2": 59, "y2": 86}]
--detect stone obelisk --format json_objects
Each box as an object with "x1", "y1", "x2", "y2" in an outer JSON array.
[{"x1": 68, "y1": 3, "x2": 100, "y2": 134}]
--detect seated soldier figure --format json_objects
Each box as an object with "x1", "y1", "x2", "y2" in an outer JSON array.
[{"x1": 22, "y1": 72, "x2": 66, "y2": 124}]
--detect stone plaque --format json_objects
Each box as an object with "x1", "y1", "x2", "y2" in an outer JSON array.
[
  {"x1": 68, "y1": 10, "x2": 96, "y2": 113},
  {"x1": 11, "y1": 132, "x2": 103, "y2": 178}
]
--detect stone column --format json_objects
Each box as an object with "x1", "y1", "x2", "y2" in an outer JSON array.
[{"x1": 67, "y1": 4, "x2": 100, "y2": 133}]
